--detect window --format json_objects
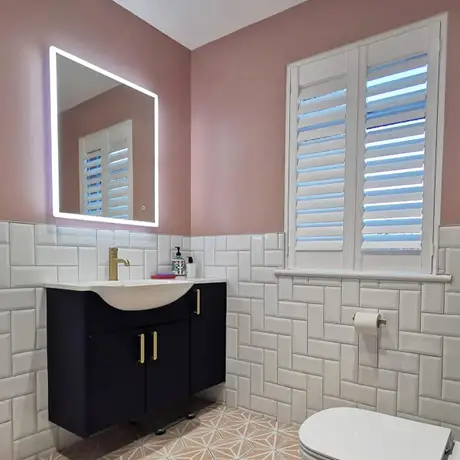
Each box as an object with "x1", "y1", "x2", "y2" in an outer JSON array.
[
  {"x1": 79, "y1": 120, "x2": 133, "y2": 220},
  {"x1": 286, "y1": 18, "x2": 445, "y2": 274}
]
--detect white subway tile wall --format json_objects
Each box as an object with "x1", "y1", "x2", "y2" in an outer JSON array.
[
  {"x1": 197, "y1": 227, "x2": 460, "y2": 444},
  {"x1": 0, "y1": 222, "x2": 460, "y2": 459},
  {"x1": 0, "y1": 222, "x2": 191, "y2": 459}
]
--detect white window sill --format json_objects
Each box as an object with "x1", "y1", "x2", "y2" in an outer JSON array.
[{"x1": 275, "y1": 268, "x2": 452, "y2": 284}]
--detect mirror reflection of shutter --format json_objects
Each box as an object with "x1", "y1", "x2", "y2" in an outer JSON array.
[
  {"x1": 356, "y1": 24, "x2": 441, "y2": 272},
  {"x1": 79, "y1": 132, "x2": 105, "y2": 216},
  {"x1": 288, "y1": 50, "x2": 359, "y2": 270},
  {"x1": 106, "y1": 120, "x2": 133, "y2": 220}
]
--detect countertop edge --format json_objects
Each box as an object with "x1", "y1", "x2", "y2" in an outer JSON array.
[{"x1": 44, "y1": 278, "x2": 227, "y2": 291}]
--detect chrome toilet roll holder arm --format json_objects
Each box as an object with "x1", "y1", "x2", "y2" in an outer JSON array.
[{"x1": 377, "y1": 317, "x2": 387, "y2": 327}]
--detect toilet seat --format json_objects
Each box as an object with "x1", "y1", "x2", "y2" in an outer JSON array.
[
  {"x1": 300, "y1": 442, "x2": 335, "y2": 460},
  {"x1": 299, "y1": 408, "x2": 453, "y2": 460}
]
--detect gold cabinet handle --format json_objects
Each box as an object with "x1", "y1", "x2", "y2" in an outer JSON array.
[
  {"x1": 138, "y1": 334, "x2": 145, "y2": 364},
  {"x1": 195, "y1": 289, "x2": 201, "y2": 315},
  {"x1": 153, "y1": 331, "x2": 158, "y2": 361}
]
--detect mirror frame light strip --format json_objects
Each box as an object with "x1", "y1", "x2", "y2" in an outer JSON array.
[{"x1": 49, "y1": 46, "x2": 160, "y2": 227}]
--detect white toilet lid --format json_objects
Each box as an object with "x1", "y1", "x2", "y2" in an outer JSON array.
[{"x1": 299, "y1": 408, "x2": 452, "y2": 460}]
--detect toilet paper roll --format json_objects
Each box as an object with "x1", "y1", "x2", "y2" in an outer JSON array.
[{"x1": 353, "y1": 312, "x2": 380, "y2": 336}]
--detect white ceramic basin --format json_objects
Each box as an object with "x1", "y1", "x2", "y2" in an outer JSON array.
[{"x1": 45, "y1": 279, "x2": 194, "y2": 311}]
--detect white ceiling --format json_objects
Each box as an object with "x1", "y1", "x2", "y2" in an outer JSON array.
[
  {"x1": 112, "y1": 0, "x2": 309, "y2": 50},
  {"x1": 57, "y1": 55, "x2": 120, "y2": 112}
]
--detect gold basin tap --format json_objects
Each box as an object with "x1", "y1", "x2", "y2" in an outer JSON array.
[{"x1": 108, "y1": 247, "x2": 130, "y2": 281}]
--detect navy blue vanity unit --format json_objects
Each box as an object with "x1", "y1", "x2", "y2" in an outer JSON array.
[{"x1": 46, "y1": 282, "x2": 226, "y2": 437}]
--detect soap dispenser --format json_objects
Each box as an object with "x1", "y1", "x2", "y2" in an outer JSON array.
[{"x1": 172, "y1": 246, "x2": 186, "y2": 276}]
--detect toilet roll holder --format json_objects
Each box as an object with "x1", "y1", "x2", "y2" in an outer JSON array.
[{"x1": 352, "y1": 313, "x2": 387, "y2": 327}]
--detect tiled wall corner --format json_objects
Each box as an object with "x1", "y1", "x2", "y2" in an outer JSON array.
[
  {"x1": 0, "y1": 222, "x2": 188, "y2": 459},
  {"x1": 198, "y1": 230, "x2": 460, "y2": 440}
]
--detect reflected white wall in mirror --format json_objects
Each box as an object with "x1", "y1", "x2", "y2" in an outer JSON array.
[{"x1": 49, "y1": 46, "x2": 159, "y2": 227}]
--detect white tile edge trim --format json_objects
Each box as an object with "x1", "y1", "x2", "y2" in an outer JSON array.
[{"x1": 275, "y1": 269, "x2": 452, "y2": 283}]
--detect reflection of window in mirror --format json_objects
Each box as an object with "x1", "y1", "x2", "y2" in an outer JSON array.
[{"x1": 79, "y1": 120, "x2": 133, "y2": 219}]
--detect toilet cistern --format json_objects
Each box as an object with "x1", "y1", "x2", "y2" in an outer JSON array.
[{"x1": 108, "y1": 247, "x2": 130, "y2": 281}]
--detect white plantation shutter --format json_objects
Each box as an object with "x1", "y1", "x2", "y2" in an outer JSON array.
[
  {"x1": 356, "y1": 24, "x2": 441, "y2": 272},
  {"x1": 106, "y1": 121, "x2": 133, "y2": 219},
  {"x1": 79, "y1": 120, "x2": 133, "y2": 220},
  {"x1": 362, "y1": 53, "x2": 428, "y2": 251},
  {"x1": 288, "y1": 51, "x2": 359, "y2": 269},
  {"x1": 296, "y1": 79, "x2": 347, "y2": 250},
  {"x1": 287, "y1": 19, "x2": 444, "y2": 273}
]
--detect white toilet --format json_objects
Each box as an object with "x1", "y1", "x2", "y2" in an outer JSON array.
[{"x1": 299, "y1": 408, "x2": 459, "y2": 460}]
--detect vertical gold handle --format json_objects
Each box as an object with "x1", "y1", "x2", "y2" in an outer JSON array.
[
  {"x1": 138, "y1": 334, "x2": 145, "y2": 364},
  {"x1": 195, "y1": 289, "x2": 201, "y2": 315},
  {"x1": 153, "y1": 331, "x2": 158, "y2": 361}
]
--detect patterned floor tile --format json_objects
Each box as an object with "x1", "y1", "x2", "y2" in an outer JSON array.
[
  {"x1": 39, "y1": 454, "x2": 65, "y2": 460},
  {"x1": 208, "y1": 438, "x2": 253, "y2": 459},
  {"x1": 198, "y1": 411, "x2": 225, "y2": 429},
  {"x1": 247, "y1": 429, "x2": 289, "y2": 451},
  {"x1": 141, "y1": 434, "x2": 186, "y2": 459},
  {"x1": 182, "y1": 425, "x2": 223, "y2": 449},
  {"x1": 42, "y1": 403, "x2": 301, "y2": 460},
  {"x1": 241, "y1": 449, "x2": 278, "y2": 460},
  {"x1": 168, "y1": 446, "x2": 214, "y2": 460},
  {"x1": 197, "y1": 402, "x2": 226, "y2": 421},
  {"x1": 276, "y1": 439, "x2": 301, "y2": 460},
  {"x1": 102, "y1": 436, "x2": 153, "y2": 460}
]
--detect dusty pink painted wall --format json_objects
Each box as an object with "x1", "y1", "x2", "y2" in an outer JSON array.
[
  {"x1": 0, "y1": 0, "x2": 190, "y2": 234},
  {"x1": 59, "y1": 85, "x2": 156, "y2": 222},
  {"x1": 191, "y1": 0, "x2": 460, "y2": 235}
]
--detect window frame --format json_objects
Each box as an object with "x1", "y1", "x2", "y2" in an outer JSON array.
[{"x1": 284, "y1": 14, "x2": 448, "y2": 275}]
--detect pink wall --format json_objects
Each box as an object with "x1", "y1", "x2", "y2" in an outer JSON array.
[
  {"x1": 0, "y1": 0, "x2": 190, "y2": 235},
  {"x1": 59, "y1": 85, "x2": 156, "y2": 222},
  {"x1": 3, "y1": 0, "x2": 460, "y2": 236},
  {"x1": 191, "y1": 0, "x2": 460, "y2": 235}
]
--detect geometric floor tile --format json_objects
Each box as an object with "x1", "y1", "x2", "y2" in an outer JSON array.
[{"x1": 38, "y1": 404, "x2": 301, "y2": 460}]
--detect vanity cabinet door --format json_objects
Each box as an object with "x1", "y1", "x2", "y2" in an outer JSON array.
[
  {"x1": 87, "y1": 329, "x2": 146, "y2": 434},
  {"x1": 145, "y1": 320, "x2": 190, "y2": 413},
  {"x1": 190, "y1": 283, "x2": 227, "y2": 394}
]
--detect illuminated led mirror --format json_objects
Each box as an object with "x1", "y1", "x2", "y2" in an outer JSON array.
[{"x1": 49, "y1": 46, "x2": 159, "y2": 227}]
